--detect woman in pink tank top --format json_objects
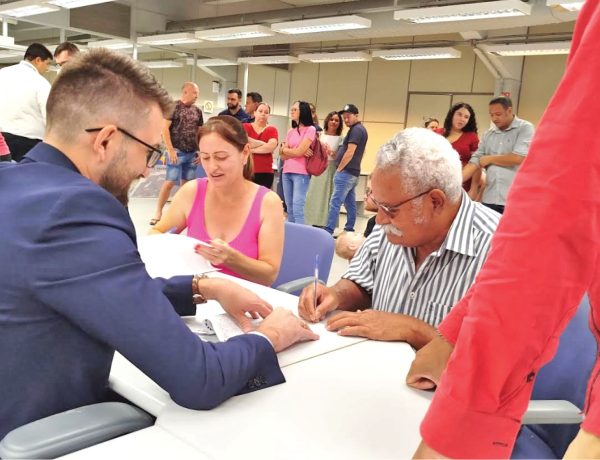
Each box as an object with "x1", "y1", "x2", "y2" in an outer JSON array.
[{"x1": 152, "y1": 116, "x2": 285, "y2": 285}]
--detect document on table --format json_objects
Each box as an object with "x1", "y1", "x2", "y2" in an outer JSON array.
[{"x1": 138, "y1": 233, "x2": 215, "y2": 278}]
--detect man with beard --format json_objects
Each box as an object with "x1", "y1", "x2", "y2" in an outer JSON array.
[
  {"x1": 218, "y1": 88, "x2": 250, "y2": 122},
  {"x1": 0, "y1": 49, "x2": 318, "y2": 441},
  {"x1": 298, "y1": 128, "x2": 500, "y2": 349}
]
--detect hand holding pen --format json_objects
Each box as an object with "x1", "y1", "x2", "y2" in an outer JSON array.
[{"x1": 298, "y1": 282, "x2": 340, "y2": 323}]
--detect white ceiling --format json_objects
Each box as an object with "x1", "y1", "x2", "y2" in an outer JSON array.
[{"x1": 0, "y1": 0, "x2": 578, "y2": 63}]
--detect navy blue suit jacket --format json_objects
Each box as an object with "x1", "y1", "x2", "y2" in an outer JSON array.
[{"x1": 0, "y1": 143, "x2": 284, "y2": 439}]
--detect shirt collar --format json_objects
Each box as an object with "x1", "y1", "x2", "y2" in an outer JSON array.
[
  {"x1": 434, "y1": 190, "x2": 477, "y2": 257},
  {"x1": 20, "y1": 60, "x2": 39, "y2": 73},
  {"x1": 21, "y1": 142, "x2": 81, "y2": 174},
  {"x1": 491, "y1": 116, "x2": 521, "y2": 133}
]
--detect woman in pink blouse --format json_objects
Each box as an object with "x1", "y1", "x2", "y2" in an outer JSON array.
[
  {"x1": 151, "y1": 116, "x2": 284, "y2": 286},
  {"x1": 436, "y1": 102, "x2": 484, "y2": 200},
  {"x1": 279, "y1": 101, "x2": 316, "y2": 224}
]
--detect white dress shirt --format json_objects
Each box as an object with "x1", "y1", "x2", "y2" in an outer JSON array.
[{"x1": 0, "y1": 60, "x2": 51, "y2": 140}]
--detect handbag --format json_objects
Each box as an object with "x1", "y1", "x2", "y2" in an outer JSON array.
[{"x1": 305, "y1": 135, "x2": 328, "y2": 176}]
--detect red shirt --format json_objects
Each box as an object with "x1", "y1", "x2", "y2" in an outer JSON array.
[
  {"x1": 243, "y1": 123, "x2": 278, "y2": 174},
  {"x1": 435, "y1": 129, "x2": 479, "y2": 191},
  {"x1": 420, "y1": 3, "x2": 600, "y2": 457}
]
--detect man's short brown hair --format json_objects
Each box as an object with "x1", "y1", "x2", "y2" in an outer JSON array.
[
  {"x1": 46, "y1": 48, "x2": 173, "y2": 142},
  {"x1": 54, "y1": 42, "x2": 79, "y2": 58}
]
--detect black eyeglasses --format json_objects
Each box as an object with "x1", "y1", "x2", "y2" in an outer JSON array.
[
  {"x1": 85, "y1": 127, "x2": 162, "y2": 168},
  {"x1": 368, "y1": 189, "x2": 432, "y2": 217}
]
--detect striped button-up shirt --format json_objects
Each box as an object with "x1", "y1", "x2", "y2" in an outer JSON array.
[{"x1": 343, "y1": 191, "x2": 500, "y2": 327}]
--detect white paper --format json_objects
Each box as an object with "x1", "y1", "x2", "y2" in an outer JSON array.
[{"x1": 138, "y1": 233, "x2": 215, "y2": 278}]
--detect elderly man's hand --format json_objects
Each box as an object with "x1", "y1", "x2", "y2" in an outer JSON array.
[
  {"x1": 326, "y1": 310, "x2": 409, "y2": 341},
  {"x1": 406, "y1": 335, "x2": 454, "y2": 390},
  {"x1": 298, "y1": 283, "x2": 340, "y2": 323}
]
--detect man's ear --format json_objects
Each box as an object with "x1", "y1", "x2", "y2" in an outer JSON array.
[
  {"x1": 90, "y1": 125, "x2": 118, "y2": 163},
  {"x1": 429, "y1": 189, "x2": 447, "y2": 212}
]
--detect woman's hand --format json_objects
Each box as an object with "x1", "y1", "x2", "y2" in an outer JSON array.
[{"x1": 195, "y1": 239, "x2": 236, "y2": 266}]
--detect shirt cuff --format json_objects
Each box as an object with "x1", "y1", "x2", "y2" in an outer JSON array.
[
  {"x1": 248, "y1": 331, "x2": 274, "y2": 348},
  {"x1": 420, "y1": 387, "x2": 521, "y2": 458}
]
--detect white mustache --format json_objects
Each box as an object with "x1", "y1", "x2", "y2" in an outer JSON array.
[{"x1": 382, "y1": 224, "x2": 403, "y2": 237}]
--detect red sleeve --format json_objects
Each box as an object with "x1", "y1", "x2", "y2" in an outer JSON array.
[
  {"x1": 469, "y1": 132, "x2": 479, "y2": 153},
  {"x1": 421, "y1": 2, "x2": 600, "y2": 457},
  {"x1": 242, "y1": 123, "x2": 253, "y2": 138},
  {"x1": 264, "y1": 126, "x2": 279, "y2": 143}
]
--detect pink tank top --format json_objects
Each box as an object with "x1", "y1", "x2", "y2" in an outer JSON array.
[{"x1": 186, "y1": 178, "x2": 269, "y2": 281}]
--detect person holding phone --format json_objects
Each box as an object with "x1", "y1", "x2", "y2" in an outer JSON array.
[{"x1": 151, "y1": 116, "x2": 284, "y2": 286}]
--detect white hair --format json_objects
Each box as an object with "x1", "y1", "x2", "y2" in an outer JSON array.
[{"x1": 375, "y1": 127, "x2": 463, "y2": 202}]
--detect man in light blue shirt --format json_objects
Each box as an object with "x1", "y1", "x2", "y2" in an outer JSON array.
[{"x1": 462, "y1": 96, "x2": 534, "y2": 214}]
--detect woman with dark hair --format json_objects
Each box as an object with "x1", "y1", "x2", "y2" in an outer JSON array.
[
  {"x1": 151, "y1": 116, "x2": 284, "y2": 286},
  {"x1": 279, "y1": 101, "x2": 316, "y2": 224},
  {"x1": 436, "y1": 102, "x2": 483, "y2": 200},
  {"x1": 243, "y1": 102, "x2": 278, "y2": 189},
  {"x1": 305, "y1": 110, "x2": 344, "y2": 227}
]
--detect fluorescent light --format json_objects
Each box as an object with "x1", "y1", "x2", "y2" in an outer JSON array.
[
  {"x1": 143, "y1": 60, "x2": 184, "y2": 69},
  {"x1": 0, "y1": 50, "x2": 21, "y2": 58},
  {"x1": 372, "y1": 47, "x2": 461, "y2": 60},
  {"x1": 485, "y1": 41, "x2": 572, "y2": 56},
  {"x1": 546, "y1": 0, "x2": 585, "y2": 12},
  {"x1": 138, "y1": 32, "x2": 202, "y2": 46},
  {"x1": 237, "y1": 55, "x2": 300, "y2": 65},
  {"x1": 394, "y1": 0, "x2": 531, "y2": 23},
  {"x1": 298, "y1": 51, "x2": 371, "y2": 63},
  {"x1": 195, "y1": 25, "x2": 275, "y2": 42},
  {"x1": 87, "y1": 38, "x2": 133, "y2": 50},
  {"x1": 0, "y1": 36, "x2": 15, "y2": 47},
  {"x1": 180, "y1": 57, "x2": 237, "y2": 67},
  {"x1": 0, "y1": 0, "x2": 60, "y2": 17},
  {"x1": 272, "y1": 15, "x2": 371, "y2": 34},
  {"x1": 47, "y1": 0, "x2": 113, "y2": 8}
]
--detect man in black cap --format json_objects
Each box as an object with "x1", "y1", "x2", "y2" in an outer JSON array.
[{"x1": 324, "y1": 104, "x2": 368, "y2": 236}]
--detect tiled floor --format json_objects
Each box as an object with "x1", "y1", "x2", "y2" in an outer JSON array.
[{"x1": 128, "y1": 196, "x2": 371, "y2": 285}]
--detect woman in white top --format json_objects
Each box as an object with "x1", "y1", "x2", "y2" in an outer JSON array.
[{"x1": 304, "y1": 110, "x2": 343, "y2": 227}]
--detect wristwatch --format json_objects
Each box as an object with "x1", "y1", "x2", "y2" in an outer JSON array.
[{"x1": 192, "y1": 273, "x2": 209, "y2": 304}]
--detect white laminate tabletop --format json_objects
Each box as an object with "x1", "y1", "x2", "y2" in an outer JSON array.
[{"x1": 156, "y1": 340, "x2": 433, "y2": 460}]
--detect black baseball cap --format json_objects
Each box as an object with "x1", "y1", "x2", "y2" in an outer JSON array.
[{"x1": 339, "y1": 104, "x2": 359, "y2": 115}]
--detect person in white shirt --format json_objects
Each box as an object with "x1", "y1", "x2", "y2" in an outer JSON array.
[{"x1": 0, "y1": 43, "x2": 52, "y2": 162}]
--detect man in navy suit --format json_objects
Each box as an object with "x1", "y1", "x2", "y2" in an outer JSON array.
[{"x1": 0, "y1": 48, "x2": 317, "y2": 440}]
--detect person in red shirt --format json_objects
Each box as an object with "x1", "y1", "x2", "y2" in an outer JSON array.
[
  {"x1": 409, "y1": 1, "x2": 600, "y2": 457},
  {"x1": 243, "y1": 102, "x2": 278, "y2": 189},
  {"x1": 435, "y1": 102, "x2": 483, "y2": 200}
]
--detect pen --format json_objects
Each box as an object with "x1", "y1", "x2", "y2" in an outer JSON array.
[{"x1": 313, "y1": 254, "x2": 319, "y2": 321}]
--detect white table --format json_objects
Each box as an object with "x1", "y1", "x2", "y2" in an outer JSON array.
[
  {"x1": 87, "y1": 275, "x2": 431, "y2": 459},
  {"x1": 155, "y1": 340, "x2": 432, "y2": 460}
]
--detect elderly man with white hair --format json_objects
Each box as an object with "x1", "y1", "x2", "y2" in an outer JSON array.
[{"x1": 298, "y1": 127, "x2": 500, "y2": 349}]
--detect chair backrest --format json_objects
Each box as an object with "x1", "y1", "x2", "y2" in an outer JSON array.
[
  {"x1": 512, "y1": 294, "x2": 596, "y2": 458},
  {"x1": 272, "y1": 222, "x2": 334, "y2": 291}
]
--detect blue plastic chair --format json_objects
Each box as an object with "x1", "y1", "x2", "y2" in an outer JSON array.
[
  {"x1": 512, "y1": 295, "x2": 596, "y2": 458},
  {"x1": 272, "y1": 222, "x2": 335, "y2": 296}
]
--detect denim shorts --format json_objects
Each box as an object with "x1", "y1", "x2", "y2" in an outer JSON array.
[{"x1": 165, "y1": 150, "x2": 197, "y2": 182}]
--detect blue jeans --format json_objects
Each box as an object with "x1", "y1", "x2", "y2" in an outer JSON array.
[
  {"x1": 325, "y1": 171, "x2": 359, "y2": 234},
  {"x1": 282, "y1": 173, "x2": 310, "y2": 224},
  {"x1": 165, "y1": 150, "x2": 197, "y2": 182}
]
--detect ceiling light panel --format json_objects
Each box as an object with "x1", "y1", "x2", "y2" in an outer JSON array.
[
  {"x1": 546, "y1": 0, "x2": 585, "y2": 12},
  {"x1": 485, "y1": 41, "x2": 572, "y2": 56},
  {"x1": 138, "y1": 32, "x2": 202, "y2": 46},
  {"x1": 87, "y1": 38, "x2": 133, "y2": 49},
  {"x1": 47, "y1": 0, "x2": 113, "y2": 8},
  {"x1": 144, "y1": 60, "x2": 184, "y2": 68},
  {"x1": 394, "y1": 0, "x2": 532, "y2": 23},
  {"x1": 180, "y1": 57, "x2": 237, "y2": 67},
  {"x1": 0, "y1": 0, "x2": 60, "y2": 17},
  {"x1": 237, "y1": 55, "x2": 300, "y2": 65},
  {"x1": 272, "y1": 15, "x2": 371, "y2": 34},
  {"x1": 298, "y1": 51, "x2": 371, "y2": 63},
  {"x1": 195, "y1": 25, "x2": 275, "y2": 42},
  {"x1": 372, "y1": 47, "x2": 461, "y2": 60}
]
